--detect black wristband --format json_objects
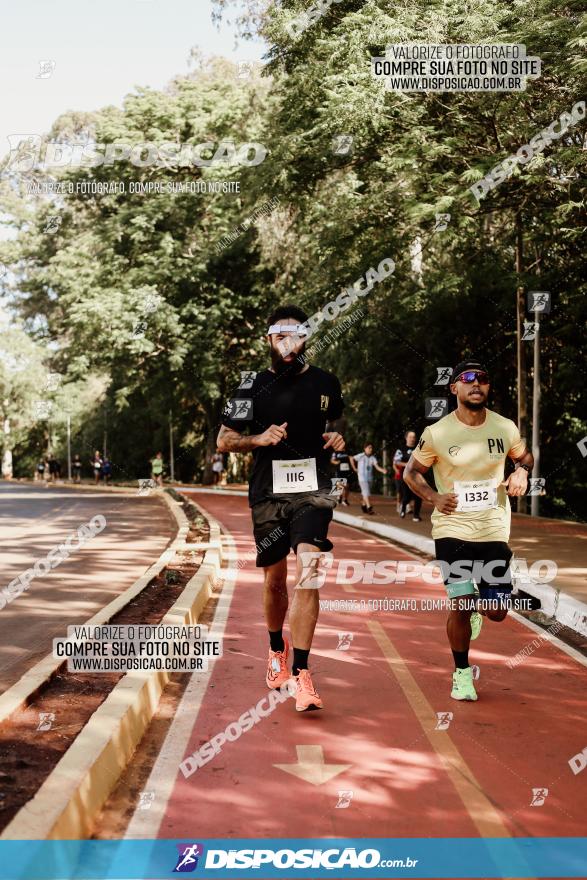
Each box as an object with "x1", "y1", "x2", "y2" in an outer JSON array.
[{"x1": 518, "y1": 463, "x2": 532, "y2": 474}]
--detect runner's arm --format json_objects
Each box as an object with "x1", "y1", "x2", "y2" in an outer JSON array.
[
  {"x1": 216, "y1": 423, "x2": 287, "y2": 452},
  {"x1": 404, "y1": 457, "x2": 458, "y2": 514},
  {"x1": 503, "y1": 447, "x2": 534, "y2": 496}
]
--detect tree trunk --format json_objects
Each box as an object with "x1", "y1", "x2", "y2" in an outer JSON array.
[
  {"x1": 2, "y1": 416, "x2": 13, "y2": 479},
  {"x1": 515, "y1": 210, "x2": 528, "y2": 514},
  {"x1": 202, "y1": 400, "x2": 223, "y2": 485}
]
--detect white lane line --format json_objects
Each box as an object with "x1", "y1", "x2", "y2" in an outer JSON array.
[{"x1": 125, "y1": 528, "x2": 239, "y2": 839}]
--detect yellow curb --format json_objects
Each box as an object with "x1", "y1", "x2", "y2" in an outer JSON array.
[
  {"x1": 0, "y1": 491, "x2": 188, "y2": 724},
  {"x1": 1, "y1": 504, "x2": 223, "y2": 840}
]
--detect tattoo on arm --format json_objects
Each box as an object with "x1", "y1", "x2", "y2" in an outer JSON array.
[{"x1": 216, "y1": 426, "x2": 257, "y2": 453}]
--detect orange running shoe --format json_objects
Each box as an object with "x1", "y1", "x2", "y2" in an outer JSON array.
[
  {"x1": 266, "y1": 638, "x2": 290, "y2": 689},
  {"x1": 294, "y1": 668, "x2": 323, "y2": 712}
]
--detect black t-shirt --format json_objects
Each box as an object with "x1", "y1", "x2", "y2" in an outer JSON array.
[
  {"x1": 332, "y1": 451, "x2": 351, "y2": 474},
  {"x1": 222, "y1": 365, "x2": 344, "y2": 507},
  {"x1": 394, "y1": 444, "x2": 417, "y2": 481}
]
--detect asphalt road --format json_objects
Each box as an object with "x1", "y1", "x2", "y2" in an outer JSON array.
[{"x1": 0, "y1": 482, "x2": 176, "y2": 691}]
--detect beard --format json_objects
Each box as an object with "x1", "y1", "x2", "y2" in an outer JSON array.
[
  {"x1": 270, "y1": 341, "x2": 307, "y2": 376},
  {"x1": 463, "y1": 396, "x2": 486, "y2": 411}
]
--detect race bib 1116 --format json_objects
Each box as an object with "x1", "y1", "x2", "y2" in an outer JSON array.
[{"x1": 272, "y1": 458, "x2": 318, "y2": 493}]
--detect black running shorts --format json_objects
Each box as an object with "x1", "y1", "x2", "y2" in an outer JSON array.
[
  {"x1": 251, "y1": 490, "x2": 336, "y2": 568},
  {"x1": 434, "y1": 537, "x2": 513, "y2": 603}
]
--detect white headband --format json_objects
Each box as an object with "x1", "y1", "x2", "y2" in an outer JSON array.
[{"x1": 268, "y1": 323, "x2": 308, "y2": 336}]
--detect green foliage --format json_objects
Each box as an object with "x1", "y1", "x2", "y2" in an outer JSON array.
[{"x1": 1, "y1": 2, "x2": 585, "y2": 516}]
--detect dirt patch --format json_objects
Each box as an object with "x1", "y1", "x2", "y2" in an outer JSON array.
[
  {"x1": 164, "y1": 488, "x2": 211, "y2": 545},
  {"x1": 0, "y1": 501, "x2": 210, "y2": 832}
]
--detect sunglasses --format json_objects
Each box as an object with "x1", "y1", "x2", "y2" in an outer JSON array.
[{"x1": 457, "y1": 370, "x2": 490, "y2": 384}]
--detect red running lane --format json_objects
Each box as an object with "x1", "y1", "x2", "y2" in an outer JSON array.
[{"x1": 155, "y1": 491, "x2": 587, "y2": 841}]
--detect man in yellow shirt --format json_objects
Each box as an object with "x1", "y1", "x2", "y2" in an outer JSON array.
[{"x1": 404, "y1": 361, "x2": 534, "y2": 701}]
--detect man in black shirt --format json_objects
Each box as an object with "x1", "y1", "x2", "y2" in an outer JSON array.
[
  {"x1": 394, "y1": 430, "x2": 422, "y2": 522},
  {"x1": 330, "y1": 451, "x2": 351, "y2": 505},
  {"x1": 217, "y1": 305, "x2": 345, "y2": 713}
]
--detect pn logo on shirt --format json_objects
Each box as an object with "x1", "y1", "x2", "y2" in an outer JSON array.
[
  {"x1": 173, "y1": 843, "x2": 204, "y2": 872},
  {"x1": 487, "y1": 437, "x2": 505, "y2": 459},
  {"x1": 320, "y1": 394, "x2": 329, "y2": 412}
]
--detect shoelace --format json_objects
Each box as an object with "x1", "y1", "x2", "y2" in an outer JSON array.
[{"x1": 298, "y1": 671, "x2": 318, "y2": 696}]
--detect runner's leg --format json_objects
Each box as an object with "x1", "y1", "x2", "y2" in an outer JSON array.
[
  {"x1": 447, "y1": 605, "x2": 473, "y2": 661},
  {"x1": 263, "y1": 557, "x2": 288, "y2": 634},
  {"x1": 290, "y1": 540, "x2": 324, "y2": 711},
  {"x1": 478, "y1": 543, "x2": 512, "y2": 623},
  {"x1": 436, "y1": 538, "x2": 478, "y2": 700},
  {"x1": 400, "y1": 479, "x2": 410, "y2": 516},
  {"x1": 289, "y1": 542, "x2": 321, "y2": 651}
]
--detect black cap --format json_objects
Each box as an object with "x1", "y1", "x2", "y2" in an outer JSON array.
[{"x1": 450, "y1": 360, "x2": 488, "y2": 384}]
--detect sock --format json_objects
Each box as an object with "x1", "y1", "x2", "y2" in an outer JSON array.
[
  {"x1": 269, "y1": 629, "x2": 285, "y2": 653},
  {"x1": 292, "y1": 647, "x2": 309, "y2": 676},
  {"x1": 452, "y1": 649, "x2": 469, "y2": 670}
]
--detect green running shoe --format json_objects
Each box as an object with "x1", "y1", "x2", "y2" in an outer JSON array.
[
  {"x1": 451, "y1": 667, "x2": 478, "y2": 701},
  {"x1": 470, "y1": 611, "x2": 483, "y2": 641}
]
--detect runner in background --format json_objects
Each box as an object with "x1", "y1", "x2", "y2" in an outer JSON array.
[
  {"x1": 330, "y1": 450, "x2": 351, "y2": 506},
  {"x1": 72, "y1": 454, "x2": 82, "y2": 483},
  {"x1": 404, "y1": 360, "x2": 533, "y2": 701},
  {"x1": 91, "y1": 450, "x2": 103, "y2": 484},
  {"x1": 350, "y1": 442, "x2": 387, "y2": 515},
  {"x1": 102, "y1": 456, "x2": 113, "y2": 485},
  {"x1": 217, "y1": 305, "x2": 345, "y2": 712},
  {"x1": 211, "y1": 452, "x2": 225, "y2": 485},
  {"x1": 48, "y1": 454, "x2": 59, "y2": 483},
  {"x1": 393, "y1": 458, "x2": 402, "y2": 513},
  {"x1": 35, "y1": 458, "x2": 46, "y2": 482},
  {"x1": 151, "y1": 451, "x2": 164, "y2": 487},
  {"x1": 394, "y1": 430, "x2": 423, "y2": 522}
]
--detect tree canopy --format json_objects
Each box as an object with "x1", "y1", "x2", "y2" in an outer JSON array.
[{"x1": 0, "y1": 0, "x2": 585, "y2": 517}]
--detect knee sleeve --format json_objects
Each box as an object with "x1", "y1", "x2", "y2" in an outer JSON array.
[{"x1": 445, "y1": 579, "x2": 477, "y2": 600}]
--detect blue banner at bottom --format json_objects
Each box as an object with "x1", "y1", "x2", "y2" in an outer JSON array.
[{"x1": 0, "y1": 838, "x2": 585, "y2": 879}]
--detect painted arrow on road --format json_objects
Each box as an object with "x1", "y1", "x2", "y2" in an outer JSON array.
[{"x1": 273, "y1": 745, "x2": 351, "y2": 786}]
